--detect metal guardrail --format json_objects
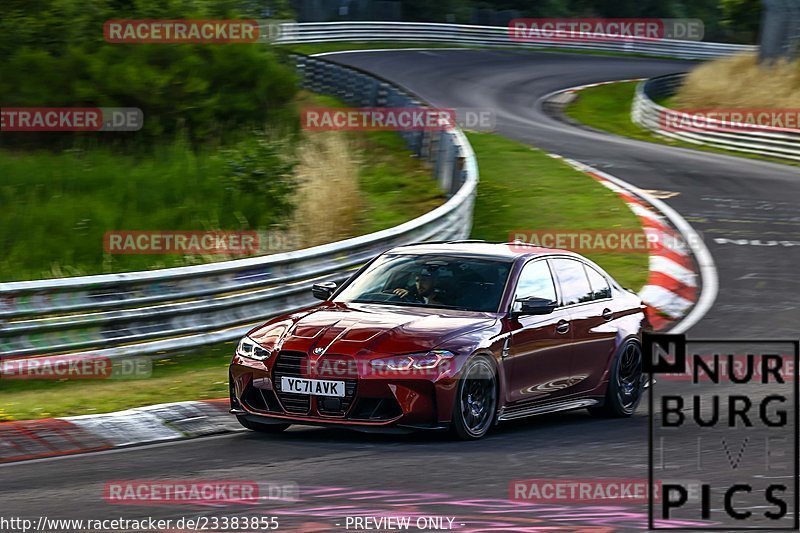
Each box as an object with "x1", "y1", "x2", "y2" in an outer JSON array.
[
  {"x1": 632, "y1": 74, "x2": 800, "y2": 162},
  {"x1": 0, "y1": 55, "x2": 478, "y2": 359},
  {"x1": 277, "y1": 21, "x2": 754, "y2": 60}
]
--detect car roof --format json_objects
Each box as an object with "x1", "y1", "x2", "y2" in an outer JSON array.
[{"x1": 386, "y1": 240, "x2": 581, "y2": 261}]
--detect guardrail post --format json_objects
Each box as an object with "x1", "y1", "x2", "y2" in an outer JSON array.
[
  {"x1": 376, "y1": 83, "x2": 390, "y2": 107},
  {"x1": 418, "y1": 130, "x2": 430, "y2": 159},
  {"x1": 452, "y1": 154, "x2": 466, "y2": 195},
  {"x1": 437, "y1": 132, "x2": 454, "y2": 193}
]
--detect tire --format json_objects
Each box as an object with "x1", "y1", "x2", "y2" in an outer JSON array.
[
  {"x1": 236, "y1": 415, "x2": 291, "y2": 433},
  {"x1": 451, "y1": 356, "x2": 497, "y2": 440},
  {"x1": 589, "y1": 339, "x2": 644, "y2": 418}
]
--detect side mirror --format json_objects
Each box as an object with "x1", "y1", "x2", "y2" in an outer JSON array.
[
  {"x1": 312, "y1": 281, "x2": 337, "y2": 301},
  {"x1": 512, "y1": 297, "x2": 557, "y2": 317}
]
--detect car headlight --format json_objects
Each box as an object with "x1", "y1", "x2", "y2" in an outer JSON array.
[
  {"x1": 236, "y1": 337, "x2": 272, "y2": 361},
  {"x1": 370, "y1": 350, "x2": 455, "y2": 371}
]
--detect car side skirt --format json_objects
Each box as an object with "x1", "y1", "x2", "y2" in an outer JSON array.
[{"x1": 497, "y1": 398, "x2": 600, "y2": 422}]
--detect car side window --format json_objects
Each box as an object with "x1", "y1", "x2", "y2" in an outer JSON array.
[
  {"x1": 515, "y1": 260, "x2": 557, "y2": 302},
  {"x1": 585, "y1": 265, "x2": 612, "y2": 300},
  {"x1": 551, "y1": 259, "x2": 593, "y2": 306}
]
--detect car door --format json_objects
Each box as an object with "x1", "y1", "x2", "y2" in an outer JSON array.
[
  {"x1": 550, "y1": 258, "x2": 618, "y2": 396},
  {"x1": 506, "y1": 259, "x2": 574, "y2": 404}
]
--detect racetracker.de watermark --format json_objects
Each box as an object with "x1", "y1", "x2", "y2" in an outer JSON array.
[
  {"x1": 660, "y1": 109, "x2": 800, "y2": 133},
  {"x1": 300, "y1": 355, "x2": 454, "y2": 380},
  {"x1": 302, "y1": 108, "x2": 455, "y2": 131},
  {"x1": 104, "y1": 231, "x2": 267, "y2": 255},
  {"x1": 508, "y1": 229, "x2": 693, "y2": 254},
  {"x1": 103, "y1": 19, "x2": 290, "y2": 43},
  {"x1": 1, "y1": 108, "x2": 143, "y2": 132},
  {"x1": 103, "y1": 481, "x2": 298, "y2": 505},
  {"x1": 656, "y1": 353, "x2": 796, "y2": 382},
  {"x1": 510, "y1": 479, "x2": 672, "y2": 504},
  {"x1": 301, "y1": 107, "x2": 496, "y2": 132},
  {"x1": 509, "y1": 18, "x2": 704, "y2": 42},
  {"x1": 0, "y1": 355, "x2": 152, "y2": 380}
]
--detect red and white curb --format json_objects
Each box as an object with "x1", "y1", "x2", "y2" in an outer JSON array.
[
  {"x1": 551, "y1": 154, "x2": 717, "y2": 333},
  {"x1": 0, "y1": 399, "x2": 239, "y2": 464}
]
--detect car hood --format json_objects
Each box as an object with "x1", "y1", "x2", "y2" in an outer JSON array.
[{"x1": 248, "y1": 302, "x2": 498, "y2": 357}]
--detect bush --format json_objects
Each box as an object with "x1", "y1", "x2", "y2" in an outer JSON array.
[
  {"x1": 0, "y1": 135, "x2": 298, "y2": 280},
  {"x1": 0, "y1": 0, "x2": 299, "y2": 148},
  {"x1": 221, "y1": 132, "x2": 297, "y2": 226}
]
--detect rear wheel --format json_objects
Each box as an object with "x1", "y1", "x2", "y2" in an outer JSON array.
[
  {"x1": 236, "y1": 415, "x2": 291, "y2": 433},
  {"x1": 451, "y1": 356, "x2": 497, "y2": 440},
  {"x1": 589, "y1": 340, "x2": 644, "y2": 418}
]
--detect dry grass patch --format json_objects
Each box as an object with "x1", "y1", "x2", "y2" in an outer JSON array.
[
  {"x1": 676, "y1": 52, "x2": 800, "y2": 109},
  {"x1": 292, "y1": 131, "x2": 363, "y2": 247}
]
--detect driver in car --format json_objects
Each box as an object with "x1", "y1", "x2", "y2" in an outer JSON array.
[{"x1": 392, "y1": 267, "x2": 448, "y2": 306}]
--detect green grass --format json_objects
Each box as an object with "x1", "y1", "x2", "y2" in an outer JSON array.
[
  {"x1": 0, "y1": 344, "x2": 234, "y2": 422},
  {"x1": 0, "y1": 142, "x2": 242, "y2": 281},
  {"x1": 467, "y1": 131, "x2": 648, "y2": 291},
  {"x1": 565, "y1": 81, "x2": 799, "y2": 166},
  {"x1": 0, "y1": 92, "x2": 441, "y2": 282},
  {"x1": 0, "y1": 131, "x2": 650, "y2": 423},
  {"x1": 297, "y1": 92, "x2": 444, "y2": 233},
  {"x1": 356, "y1": 129, "x2": 446, "y2": 232},
  {"x1": 564, "y1": 81, "x2": 655, "y2": 142}
]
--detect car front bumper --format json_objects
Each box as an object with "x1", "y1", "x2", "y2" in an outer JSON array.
[{"x1": 229, "y1": 353, "x2": 459, "y2": 429}]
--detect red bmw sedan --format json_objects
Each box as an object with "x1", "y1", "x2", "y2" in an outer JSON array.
[{"x1": 229, "y1": 241, "x2": 649, "y2": 440}]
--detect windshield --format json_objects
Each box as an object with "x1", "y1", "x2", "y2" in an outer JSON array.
[{"x1": 335, "y1": 254, "x2": 512, "y2": 312}]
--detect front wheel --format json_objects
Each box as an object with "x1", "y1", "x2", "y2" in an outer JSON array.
[
  {"x1": 237, "y1": 415, "x2": 291, "y2": 433},
  {"x1": 451, "y1": 356, "x2": 497, "y2": 440},
  {"x1": 589, "y1": 340, "x2": 644, "y2": 418}
]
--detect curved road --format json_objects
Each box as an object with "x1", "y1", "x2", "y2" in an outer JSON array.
[{"x1": 3, "y1": 50, "x2": 798, "y2": 532}]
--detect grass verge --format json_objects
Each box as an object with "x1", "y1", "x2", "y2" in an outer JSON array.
[
  {"x1": 1, "y1": 131, "x2": 650, "y2": 422},
  {"x1": 0, "y1": 344, "x2": 234, "y2": 422},
  {"x1": 564, "y1": 80, "x2": 798, "y2": 166},
  {"x1": 0, "y1": 92, "x2": 441, "y2": 282},
  {"x1": 294, "y1": 93, "x2": 444, "y2": 240},
  {"x1": 466, "y1": 131, "x2": 648, "y2": 291}
]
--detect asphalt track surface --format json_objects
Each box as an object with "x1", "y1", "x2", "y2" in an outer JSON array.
[{"x1": 3, "y1": 50, "x2": 799, "y2": 532}]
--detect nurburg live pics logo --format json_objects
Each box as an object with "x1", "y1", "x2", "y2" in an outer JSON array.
[{"x1": 644, "y1": 332, "x2": 800, "y2": 530}]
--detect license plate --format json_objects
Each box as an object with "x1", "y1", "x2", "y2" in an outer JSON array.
[{"x1": 280, "y1": 376, "x2": 345, "y2": 397}]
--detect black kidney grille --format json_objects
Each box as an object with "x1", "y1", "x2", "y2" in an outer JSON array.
[{"x1": 273, "y1": 351, "x2": 311, "y2": 414}]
